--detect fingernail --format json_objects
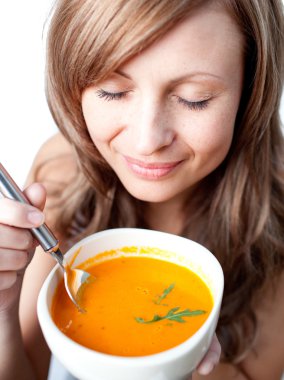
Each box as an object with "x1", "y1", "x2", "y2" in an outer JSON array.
[
  {"x1": 198, "y1": 362, "x2": 214, "y2": 375},
  {"x1": 28, "y1": 211, "x2": 44, "y2": 225}
]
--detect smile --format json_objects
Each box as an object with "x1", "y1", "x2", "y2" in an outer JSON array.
[{"x1": 123, "y1": 156, "x2": 184, "y2": 179}]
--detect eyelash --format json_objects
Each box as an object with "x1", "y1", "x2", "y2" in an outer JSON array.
[
  {"x1": 96, "y1": 89, "x2": 210, "y2": 110},
  {"x1": 176, "y1": 97, "x2": 210, "y2": 111},
  {"x1": 96, "y1": 89, "x2": 127, "y2": 101}
]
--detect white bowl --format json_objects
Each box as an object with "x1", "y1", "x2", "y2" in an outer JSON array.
[{"x1": 37, "y1": 228, "x2": 224, "y2": 380}]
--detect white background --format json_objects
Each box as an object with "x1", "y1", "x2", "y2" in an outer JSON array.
[
  {"x1": 0, "y1": 3, "x2": 283, "y2": 379},
  {"x1": 0, "y1": 0, "x2": 57, "y2": 186},
  {"x1": 0, "y1": 0, "x2": 284, "y2": 187}
]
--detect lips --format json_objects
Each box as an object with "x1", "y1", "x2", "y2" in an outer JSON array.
[{"x1": 123, "y1": 156, "x2": 183, "y2": 179}]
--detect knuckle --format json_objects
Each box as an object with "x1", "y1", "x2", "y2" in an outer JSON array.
[
  {"x1": 211, "y1": 336, "x2": 222, "y2": 356},
  {"x1": 19, "y1": 231, "x2": 34, "y2": 250},
  {"x1": 0, "y1": 225, "x2": 34, "y2": 251},
  {"x1": 14, "y1": 251, "x2": 29, "y2": 270},
  {"x1": 203, "y1": 351, "x2": 219, "y2": 368},
  {"x1": 0, "y1": 249, "x2": 29, "y2": 271},
  {"x1": 0, "y1": 272, "x2": 17, "y2": 290},
  {"x1": 11, "y1": 229, "x2": 33, "y2": 251}
]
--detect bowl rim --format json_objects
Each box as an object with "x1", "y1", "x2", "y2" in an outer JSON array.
[{"x1": 38, "y1": 227, "x2": 224, "y2": 366}]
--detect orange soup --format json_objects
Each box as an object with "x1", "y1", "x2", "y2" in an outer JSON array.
[{"x1": 51, "y1": 247, "x2": 213, "y2": 356}]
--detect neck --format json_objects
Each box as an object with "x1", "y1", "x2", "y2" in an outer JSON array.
[{"x1": 145, "y1": 197, "x2": 187, "y2": 235}]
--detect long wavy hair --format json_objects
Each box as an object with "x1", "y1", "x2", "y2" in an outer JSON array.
[{"x1": 42, "y1": 0, "x2": 284, "y2": 363}]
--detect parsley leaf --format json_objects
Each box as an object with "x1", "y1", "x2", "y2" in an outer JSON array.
[{"x1": 135, "y1": 307, "x2": 206, "y2": 324}]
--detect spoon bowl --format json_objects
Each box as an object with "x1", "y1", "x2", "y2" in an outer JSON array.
[{"x1": 50, "y1": 248, "x2": 94, "y2": 311}]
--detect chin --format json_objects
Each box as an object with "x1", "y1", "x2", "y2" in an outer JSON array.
[
  {"x1": 132, "y1": 193, "x2": 173, "y2": 203},
  {"x1": 121, "y1": 182, "x2": 182, "y2": 203}
]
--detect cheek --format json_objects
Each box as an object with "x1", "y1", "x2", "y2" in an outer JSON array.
[
  {"x1": 82, "y1": 91, "x2": 121, "y2": 143},
  {"x1": 182, "y1": 110, "x2": 235, "y2": 160},
  {"x1": 87, "y1": 115, "x2": 118, "y2": 144}
]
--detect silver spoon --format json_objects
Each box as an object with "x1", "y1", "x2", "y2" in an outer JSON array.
[{"x1": 0, "y1": 162, "x2": 93, "y2": 311}]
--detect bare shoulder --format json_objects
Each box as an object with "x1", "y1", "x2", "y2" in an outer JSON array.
[
  {"x1": 25, "y1": 133, "x2": 78, "y2": 225},
  {"x1": 239, "y1": 272, "x2": 284, "y2": 379},
  {"x1": 32, "y1": 131, "x2": 73, "y2": 161},
  {"x1": 25, "y1": 132, "x2": 77, "y2": 187}
]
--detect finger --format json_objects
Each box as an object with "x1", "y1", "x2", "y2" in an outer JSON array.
[
  {"x1": 0, "y1": 198, "x2": 45, "y2": 228},
  {"x1": 196, "y1": 335, "x2": 221, "y2": 375},
  {"x1": 23, "y1": 182, "x2": 47, "y2": 211},
  {"x1": 0, "y1": 224, "x2": 34, "y2": 250},
  {"x1": 0, "y1": 249, "x2": 29, "y2": 271},
  {"x1": 0, "y1": 271, "x2": 17, "y2": 290}
]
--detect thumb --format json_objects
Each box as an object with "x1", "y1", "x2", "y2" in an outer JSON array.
[{"x1": 23, "y1": 182, "x2": 47, "y2": 211}]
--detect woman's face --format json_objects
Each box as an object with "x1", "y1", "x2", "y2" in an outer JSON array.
[{"x1": 82, "y1": 3, "x2": 244, "y2": 204}]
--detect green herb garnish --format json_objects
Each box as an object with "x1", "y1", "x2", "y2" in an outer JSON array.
[
  {"x1": 135, "y1": 307, "x2": 206, "y2": 324},
  {"x1": 154, "y1": 283, "x2": 175, "y2": 305}
]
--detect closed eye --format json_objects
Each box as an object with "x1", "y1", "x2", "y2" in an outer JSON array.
[
  {"x1": 176, "y1": 96, "x2": 210, "y2": 111},
  {"x1": 96, "y1": 89, "x2": 128, "y2": 101},
  {"x1": 96, "y1": 89, "x2": 211, "y2": 111}
]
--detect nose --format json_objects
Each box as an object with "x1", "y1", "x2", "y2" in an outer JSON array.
[{"x1": 129, "y1": 98, "x2": 175, "y2": 156}]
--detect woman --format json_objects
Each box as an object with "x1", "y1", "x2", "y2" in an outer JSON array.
[{"x1": 0, "y1": 0, "x2": 283, "y2": 379}]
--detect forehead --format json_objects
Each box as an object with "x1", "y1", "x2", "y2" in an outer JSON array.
[{"x1": 121, "y1": 2, "x2": 244, "y2": 85}]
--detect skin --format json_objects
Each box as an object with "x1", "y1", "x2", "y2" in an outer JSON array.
[
  {"x1": 82, "y1": 3, "x2": 244, "y2": 215},
  {"x1": 1, "y1": 2, "x2": 283, "y2": 380}
]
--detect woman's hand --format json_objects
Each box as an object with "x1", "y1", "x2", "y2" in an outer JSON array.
[
  {"x1": 195, "y1": 334, "x2": 221, "y2": 376},
  {"x1": 0, "y1": 183, "x2": 46, "y2": 314}
]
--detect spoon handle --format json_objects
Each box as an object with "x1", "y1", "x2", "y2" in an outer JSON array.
[{"x1": 0, "y1": 162, "x2": 59, "y2": 253}]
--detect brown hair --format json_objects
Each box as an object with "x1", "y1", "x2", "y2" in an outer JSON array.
[{"x1": 43, "y1": 0, "x2": 284, "y2": 363}]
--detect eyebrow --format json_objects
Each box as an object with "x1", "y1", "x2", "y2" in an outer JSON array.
[
  {"x1": 114, "y1": 69, "x2": 225, "y2": 85},
  {"x1": 115, "y1": 70, "x2": 131, "y2": 79}
]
